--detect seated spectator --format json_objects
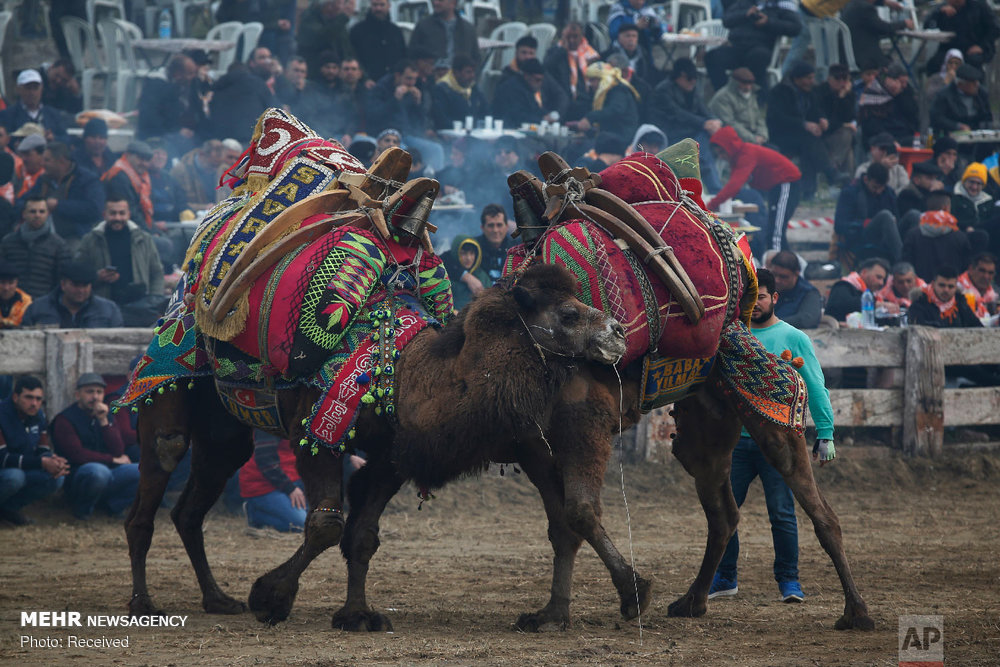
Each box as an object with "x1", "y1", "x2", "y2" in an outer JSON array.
[
  {"x1": 21, "y1": 261, "x2": 123, "y2": 328},
  {"x1": 366, "y1": 60, "x2": 429, "y2": 142},
  {"x1": 494, "y1": 58, "x2": 567, "y2": 130},
  {"x1": 898, "y1": 160, "x2": 944, "y2": 216},
  {"x1": 502, "y1": 36, "x2": 570, "y2": 120},
  {"x1": 432, "y1": 55, "x2": 488, "y2": 130},
  {"x1": 650, "y1": 58, "x2": 721, "y2": 191},
  {"x1": 909, "y1": 265, "x2": 981, "y2": 327},
  {"x1": 171, "y1": 140, "x2": 222, "y2": 207},
  {"x1": 708, "y1": 68, "x2": 768, "y2": 146},
  {"x1": 473, "y1": 204, "x2": 515, "y2": 286},
  {"x1": 544, "y1": 22, "x2": 600, "y2": 107},
  {"x1": 834, "y1": 163, "x2": 903, "y2": 264},
  {"x1": 0, "y1": 375, "x2": 68, "y2": 525},
  {"x1": 208, "y1": 61, "x2": 277, "y2": 144},
  {"x1": 842, "y1": 0, "x2": 913, "y2": 74},
  {"x1": 0, "y1": 153, "x2": 17, "y2": 236},
  {"x1": 930, "y1": 63, "x2": 993, "y2": 136},
  {"x1": 925, "y1": 49, "x2": 964, "y2": 102},
  {"x1": 102, "y1": 141, "x2": 155, "y2": 230},
  {"x1": 0, "y1": 70, "x2": 67, "y2": 142},
  {"x1": 22, "y1": 141, "x2": 104, "y2": 242},
  {"x1": 408, "y1": 0, "x2": 478, "y2": 66},
  {"x1": 441, "y1": 235, "x2": 491, "y2": 309},
  {"x1": 375, "y1": 129, "x2": 401, "y2": 159},
  {"x1": 825, "y1": 257, "x2": 890, "y2": 322},
  {"x1": 502, "y1": 35, "x2": 540, "y2": 81},
  {"x1": 52, "y1": 373, "x2": 139, "y2": 520},
  {"x1": 924, "y1": 0, "x2": 1000, "y2": 72},
  {"x1": 74, "y1": 197, "x2": 165, "y2": 310},
  {"x1": 348, "y1": 135, "x2": 377, "y2": 167},
  {"x1": 329, "y1": 58, "x2": 370, "y2": 137},
  {"x1": 136, "y1": 55, "x2": 206, "y2": 155},
  {"x1": 575, "y1": 62, "x2": 642, "y2": 143},
  {"x1": 932, "y1": 136, "x2": 965, "y2": 190},
  {"x1": 0, "y1": 196, "x2": 70, "y2": 297},
  {"x1": 275, "y1": 56, "x2": 321, "y2": 116},
  {"x1": 15, "y1": 134, "x2": 46, "y2": 200},
  {"x1": 767, "y1": 61, "x2": 845, "y2": 200},
  {"x1": 578, "y1": 132, "x2": 628, "y2": 172},
  {"x1": 314, "y1": 51, "x2": 342, "y2": 91},
  {"x1": 212, "y1": 139, "x2": 243, "y2": 203},
  {"x1": 0, "y1": 265, "x2": 31, "y2": 328},
  {"x1": 299, "y1": 0, "x2": 354, "y2": 81},
  {"x1": 855, "y1": 134, "x2": 910, "y2": 194},
  {"x1": 628, "y1": 124, "x2": 667, "y2": 154},
  {"x1": 602, "y1": 22, "x2": 659, "y2": 87},
  {"x1": 707, "y1": 0, "x2": 801, "y2": 98},
  {"x1": 608, "y1": 0, "x2": 667, "y2": 54},
  {"x1": 903, "y1": 190, "x2": 971, "y2": 281},
  {"x1": 437, "y1": 139, "x2": 467, "y2": 196},
  {"x1": 72, "y1": 118, "x2": 117, "y2": 177},
  {"x1": 349, "y1": 0, "x2": 405, "y2": 83},
  {"x1": 709, "y1": 126, "x2": 802, "y2": 257},
  {"x1": 217, "y1": 0, "x2": 296, "y2": 64},
  {"x1": 816, "y1": 63, "x2": 858, "y2": 176},
  {"x1": 958, "y1": 251, "x2": 998, "y2": 316},
  {"x1": 876, "y1": 260, "x2": 926, "y2": 309},
  {"x1": 43, "y1": 59, "x2": 83, "y2": 115},
  {"x1": 951, "y1": 162, "x2": 994, "y2": 232},
  {"x1": 239, "y1": 431, "x2": 308, "y2": 532},
  {"x1": 148, "y1": 141, "x2": 189, "y2": 223},
  {"x1": 766, "y1": 250, "x2": 821, "y2": 329}
]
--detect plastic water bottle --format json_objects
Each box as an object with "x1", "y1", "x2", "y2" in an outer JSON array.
[
  {"x1": 158, "y1": 9, "x2": 172, "y2": 39},
  {"x1": 912, "y1": 132, "x2": 922, "y2": 149},
  {"x1": 861, "y1": 289, "x2": 876, "y2": 329}
]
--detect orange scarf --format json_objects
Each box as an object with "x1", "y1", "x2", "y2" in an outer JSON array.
[
  {"x1": 842, "y1": 271, "x2": 867, "y2": 293},
  {"x1": 920, "y1": 283, "x2": 962, "y2": 322},
  {"x1": 876, "y1": 275, "x2": 926, "y2": 308},
  {"x1": 561, "y1": 37, "x2": 599, "y2": 94},
  {"x1": 0, "y1": 288, "x2": 31, "y2": 328},
  {"x1": 0, "y1": 148, "x2": 22, "y2": 204},
  {"x1": 958, "y1": 271, "x2": 997, "y2": 318},
  {"x1": 918, "y1": 209, "x2": 959, "y2": 234},
  {"x1": 103, "y1": 156, "x2": 153, "y2": 226},
  {"x1": 16, "y1": 165, "x2": 44, "y2": 199}
]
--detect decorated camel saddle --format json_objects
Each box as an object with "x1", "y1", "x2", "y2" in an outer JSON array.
[
  {"x1": 502, "y1": 147, "x2": 807, "y2": 432},
  {"x1": 113, "y1": 109, "x2": 454, "y2": 453}
]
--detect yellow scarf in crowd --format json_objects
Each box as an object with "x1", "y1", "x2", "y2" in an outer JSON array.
[
  {"x1": 439, "y1": 70, "x2": 472, "y2": 101},
  {"x1": 584, "y1": 62, "x2": 640, "y2": 111}
]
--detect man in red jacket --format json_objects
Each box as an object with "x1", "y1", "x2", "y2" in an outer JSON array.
[{"x1": 709, "y1": 125, "x2": 802, "y2": 259}]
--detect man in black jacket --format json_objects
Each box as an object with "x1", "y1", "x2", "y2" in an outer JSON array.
[
  {"x1": 924, "y1": 0, "x2": 1000, "y2": 72},
  {"x1": 21, "y1": 261, "x2": 123, "y2": 328},
  {"x1": 858, "y1": 63, "x2": 920, "y2": 146},
  {"x1": 705, "y1": 0, "x2": 801, "y2": 97},
  {"x1": 22, "y1": 141, "x2": 104, "y2": 242},
  {"x1": 825, "y1": 257, "x2": 890, "y2": 322},
  {"x1": 841, "y1": 0, "x2": 912, "y2": 69},
  {"x1": 71, "y1": 118, "x2": 117, "y2": 177},
  {"x1": 767, "y1": 60, "x2": 846, "y2": 200},
  {"x1": 408, "y1": 0, "x2": 479, "y2": 67},
  {"x1": 833, "y1": 163, "x2": 903, "y2": 263},
  {"x1": 816, "y1": 64, "x2": 857, "y2": 174},
  {"x1": 0, "y1": 197, "x2": 71, "y2": 297},
  {"x1": 136, "y1": 55, "x2": 206, "y2": 157},
  {"x1": 432, "y1": 55, "x2": 488, "y2": 130},
  {"x1": 601, "y1": 23, "x2": 660, "y2": 87},
  {"x1": 897, "y1": 160, "x2": 944, "y2": 216},
  {"x1": 349, "y1": 0, "x2": 406, "y2": 82},
  {"x1": 0, "y1": 70, "x2": 67, "y2": 142},
  {"x1": 366, "y1": 60, "x2": 429, "y2": 137},
  {"x1": 492, "y1": 58, "x2": 563, "y2": 129},
  {"x1": 208, "y1": 62, "x2": 277, "y2": 144},
  {"x1": 930, "y1": 63, "x2": 994, "y2": 136},
  {"x1": 500, "y1": 36, "x2": 569, "y2": 120}
]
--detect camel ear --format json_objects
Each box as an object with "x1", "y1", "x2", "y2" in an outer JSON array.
[{"x1": 512, "y1": 285, "x2": 536, "y2": 312}]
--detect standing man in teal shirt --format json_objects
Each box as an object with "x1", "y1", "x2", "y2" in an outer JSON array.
[{"x1": 709, "y1": 268, "x2": 836, "y2": 603}]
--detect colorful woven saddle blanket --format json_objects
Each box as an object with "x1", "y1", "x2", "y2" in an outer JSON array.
[
  {"x1": 504, "y1": 152, "x2": 754, "y2": 399},
  {"x1": 714, "y1": 320, "x2": 808, "y2": 434}
]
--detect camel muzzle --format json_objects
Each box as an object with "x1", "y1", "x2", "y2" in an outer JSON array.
[{"x1": 587, "y1": 314, "x2": 627, "y2": 365}]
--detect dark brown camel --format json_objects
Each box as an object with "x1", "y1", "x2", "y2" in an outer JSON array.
[{"x1": 124, "y1": 263, "x2": 631, "y2": 619}]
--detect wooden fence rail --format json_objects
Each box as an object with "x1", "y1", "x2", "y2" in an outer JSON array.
[{"x1": 0, "y1": 327, "x2": 998, "y2": 458}]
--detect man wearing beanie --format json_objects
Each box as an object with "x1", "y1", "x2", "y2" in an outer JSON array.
[
  {"x1": 492, "y1": 57, "x2": 565, "y2": 129},
  {"x1": 951, "y1": 162, "x2": 995, "y2": 231},
  {"x1": 72, "y1": 118, "x2": 117, "y2": 177}
]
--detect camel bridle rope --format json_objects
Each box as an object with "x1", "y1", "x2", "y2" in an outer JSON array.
[{"x1": 613, "y1": 361, "x2": 643, "y2": 645}]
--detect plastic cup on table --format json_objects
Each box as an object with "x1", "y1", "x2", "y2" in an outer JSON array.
[
  {"x1": 484, "y1": 115, "x2": 493, "y2": 130},
  {"x1": 464, "y1": 115, "x2": 474, "y2": 130},
  {"x1": 494, "y1": 119, "x2": 503, "y2": 132},
  {"x1": 452, "y1": 120, "x2": 463, "y2": 131}
]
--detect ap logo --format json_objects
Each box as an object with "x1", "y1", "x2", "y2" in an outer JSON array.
[{"x1": 899, "y1": 615, "x2": 943, "y2": 667}]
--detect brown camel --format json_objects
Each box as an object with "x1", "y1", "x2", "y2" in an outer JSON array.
[{"x1": 124, "y1": 262, "x2": 631, "y2": 619}]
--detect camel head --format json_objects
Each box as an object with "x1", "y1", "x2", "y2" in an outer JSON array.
[{"x1": 510, "y1": 263, "x2": 626, "y2": 365}]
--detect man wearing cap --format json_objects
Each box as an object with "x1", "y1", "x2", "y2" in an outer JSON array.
[
  {"x1": 0, "y1": 264, "x2": 31, "y2": 328},
  {"x1": 409, "y1": 0, "x2": 479, "y2": 69},
  {"x1": 72, "y1": 118, "x2": 117, "y2": 177},
  {"x1": 493, "y1": 57, "x2": 565, "y2": 129},
  {"x1": 899, "y1": 160, "x2": 945, "y2": 216},
  {"x1": 709, "y1": 68, "x2": 768, "y2": 145},
  {"x1": 74, "y1": 195, "x2": 165, "y2": 310},
  {"x1": 608, "y1": 0, "x2": 667, "y2": 54},
  {"x1": 858, "y1": 63, "x2": 920, "y2": 147},
  {"x1": 0, "y1": 375, "x2": 69, "y2": 526},
  {"x1": 21, "y1": 261, "x2": 123, "y2": 328},
  {"x1": 102, "y1": 141, "x2": 155, "y2": 230},
  {"x1": 21, "y1": 140, "x2": 105, "y2": 242},
  {"x1": 0, "y1": 70, "x2": 67, "y2": 142},
  {"x1": 348, "y1": 0, "x2": 405, "y2": 83},
  {"x1": 842, "y1": 0, "x2": 913, "y2": 70},
  {"x1": 0, "y1": 196, "x2": 70, "y2": 297},
  {"x1": 432, "y1": 55, "x2": 488, "y2": 130},
  {"x1": 14, "y1": 133, "x2": 46, "y2": 200},
  {"x1": 767, "y1": 61, "x2": 846, "y2": 200},
  {"x1": 52, "y1": 373, "x2": 139, "y2": 520},
  {"x1": 706, "y1": 0, "x2": 802, "y2": 98},
  {"x1": 930, "y1": 64, "x2": 994, "y2": 136},
  {"x1": 602, "y1": 23, "x2": 660, "y2": 87},
  {"x1": 924, "y1": 0, "x2": 1000, "y2": 72}
]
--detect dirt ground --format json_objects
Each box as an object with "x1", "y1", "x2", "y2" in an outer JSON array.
[{"x1": 1, "y1": 447, "x2": 998, "y2": 666}]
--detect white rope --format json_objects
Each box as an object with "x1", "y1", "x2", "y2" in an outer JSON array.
[{"x1": 613, "y1": 361, "x2": 642, "y2": 645}]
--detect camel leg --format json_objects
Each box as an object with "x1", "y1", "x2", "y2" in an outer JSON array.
[
  {"x1": 126, "y1": 386, "x2": 193, "y2": 617},
  {"x1": 512, "y1": 441, "x2": 586, "y2": 632},
  {"x1": 741, "y1": 417, "x2": 875, "y2": 631},
  {"x1": 170, "y1": 385, "x2": 253, "y2": 614},
  {"x1": 330, "y1": 456, "x2": 404, "y2": 632},
  {"x1": 666, "y1": 389, "x2": 744, "y2": 618},
  {"x1": 248, "y1": 444, "x2": 345, "y2": 625}
]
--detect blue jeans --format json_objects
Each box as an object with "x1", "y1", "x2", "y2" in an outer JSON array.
[
  {"x1": 244, "y1": 481, "x2": 306, "y2": 532},
  {"x1": 717, "y1": 436, "x2": 799, "y2": 583},
  {"x1": 0, "y1": 467, "x2": 64, "y2": 511},
  {"x1": 68, "y1": 462, "x2": 141, "y2": 518}
]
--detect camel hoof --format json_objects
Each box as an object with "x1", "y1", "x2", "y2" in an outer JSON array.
[
  {"x1": 667, "y1": 593, "x2": 707, "y2": 618},
  {"x1": 619, "y1": 576, "x2": 653, "y2": 620},
  {"x1": 203, "y1": 593, "x2": 248, "y2": 615},
  {"x1": 835, "y1": 612, "x2": 876, "y2": 631},
  {"x1": 127, "y1": 593, "x2": 165, "y2": 618},
  {"x1": 248, "y1": 574, "x2": 299, "y2": 625},
  {"x1": 331, "y1": 608, "x2": 394, "y2": 632},
  {"x1": 514, "y1": 611, "x2": 569, "y2": 633}
]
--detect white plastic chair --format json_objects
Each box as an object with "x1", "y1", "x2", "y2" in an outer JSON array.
[
  {"x1": 0, "y1": 11, "x2": 12, "y2": 99},
  {"x1": 486, "y1": 21, "x2": 527, "y2": 69},
  {"x1": 238, "y1": 21, "x2": 263, "y2": 62},
  {"x1": 61, "y1": 16, "x2": 108, "y2": 109},
  {"x1": 86, "y1": 0, "x2": 125, "y2": 25},
  {"x1": 397, "y1": 21, "x2": 415, "y2": 46},
  {"x1": 170, "y1": 0, "x2": 211, "y2": 37},
  {"x1": 465, "y1": 0, "x2": 501, "y2": 28},
  {"x1": 391, "y1": 0, "x2": 432, "y2": 24},
  {"x1": 766, "y1": 35, "x2": 792, "y2": 87},
  {"x1": 97, "y1": 17, "x2": 156, "y2": 111},
  {"x1": 526, "y1": 22, "x2": 557, "y2": 60},
  {"x1": 669, "y1": 0, "x2": 711, "y2": 31},
  {"x1": 811, "y1": 16, "x2": 858, "y2": 74},
  {"x1": 585, "y1": 21, "x2": 610, "y2": 54},
  {"x1": 206, "y1": 20, "x2": 241, "y2": 76}
]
